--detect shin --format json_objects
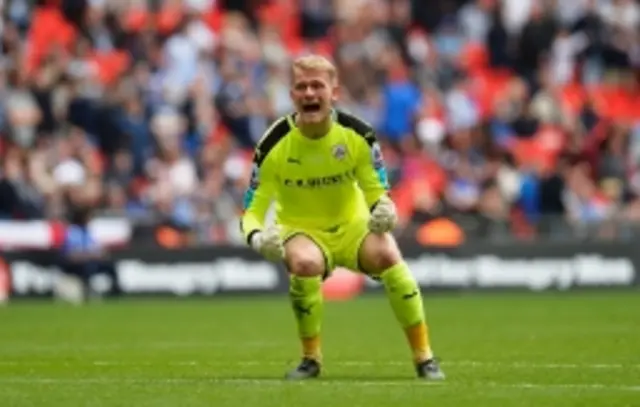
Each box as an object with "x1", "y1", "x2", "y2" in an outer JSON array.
[
  {"x1": 359, "y1": 233, "x2": 434, "y2": 362},
  {"x1": 285, "y1": 235, "x2": 326, "y2": 361}
]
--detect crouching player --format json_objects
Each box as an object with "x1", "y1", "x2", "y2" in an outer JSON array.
[{"x1": 240, "y1": 55, "x2": 445, "y2": 380}]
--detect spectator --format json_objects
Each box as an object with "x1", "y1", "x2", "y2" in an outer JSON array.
[
  {"x1": 57, "y1": 191, "x2": 120, "y2": 303},
  {"x1": 0, "y1": 0, "x2": 639, "y2": 247},
  {"x1": 458, "y1": 0, "x2": 493, "y2": 43}
]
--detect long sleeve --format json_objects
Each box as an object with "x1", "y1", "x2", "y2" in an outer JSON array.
[
  {"x1": 240, "y1": 151, "x2": 276, "y2": 245},
  {"x1": 239, "y1": 116, "x2": 291, "y2": 244},
  {"x1": 355, "y1": 130, "x2": 390, "y2": 209}
]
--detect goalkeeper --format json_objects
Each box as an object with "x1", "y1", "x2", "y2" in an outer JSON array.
[{"x1": 240, "y1": 55, "x2": 445, "y2": 381}]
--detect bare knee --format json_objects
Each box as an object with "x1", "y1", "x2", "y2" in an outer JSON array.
[
  {"x1": 370, "y1": 246, "x2": 402, "y2": 273},
  {"x1": 359, "y1": 233, "x2": 402, "y2": 275},
  {"x1": 288, "y1": 255, "x2": 324, "y2": 277},
  {"x1": 285, "y1": 235, "x2": 325, "y2": 277}
]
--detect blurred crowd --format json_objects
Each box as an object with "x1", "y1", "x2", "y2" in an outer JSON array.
[{"x1": 1, "y1": 0, "x2": 640, "y2": 246}]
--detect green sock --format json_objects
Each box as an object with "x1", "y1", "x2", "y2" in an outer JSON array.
[
  {"x1": 289, "y1": 275, "x2": 324, "y2": 361},
  {"x1": 381, "y1": 262, "x2": 433, "y2": 362}
]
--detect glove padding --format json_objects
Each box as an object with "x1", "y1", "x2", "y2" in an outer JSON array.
[
  {"x1": 368, "y1": 195, "x2": 398, "y2": 234},
  {"x1": 250, "y1": 225, "x2": 284, "y2": 262}
]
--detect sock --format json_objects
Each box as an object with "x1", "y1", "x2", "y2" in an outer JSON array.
[
  {"x1": 289, "y1": 275, "x2": 324, "y2": 361},
  {"x1": 380, "y1": 262, "x2": 434, "y2": 363}
]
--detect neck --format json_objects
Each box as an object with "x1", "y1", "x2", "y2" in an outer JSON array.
[{"x1": 297, "y1": 114, "x2": 333, "y2": 139}]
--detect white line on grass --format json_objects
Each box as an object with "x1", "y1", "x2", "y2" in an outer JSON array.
[
  {"x1": 0, "y1": 377, "x2": 638, "y2": 392},
  {"x1": 1, "y1": 360, "x2": 639, "y2": 369},
  {"x1": 0, "y1": 341, "x2": 278, "y2": 351}
]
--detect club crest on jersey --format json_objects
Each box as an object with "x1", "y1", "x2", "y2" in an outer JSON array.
[
  {"x1": 371, "y1": 142, "x2": 384, "y2": 169},
  {"x1": 332, "y1": 144, "x2": 347, "y2": 161},
  {"x1": 249, "y1": 163, "x2": 260, "y2": 189}
]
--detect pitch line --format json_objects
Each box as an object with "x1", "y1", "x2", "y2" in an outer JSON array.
[
  {"x1": 1, "y1": 360, "x2": 639, "y2": 369},
  {"x1": 0, "y1": 377, "x2": 638, "y2": 392},
  {"x1": 0, "y1": 341, "x2": 278, "y2": 351}
]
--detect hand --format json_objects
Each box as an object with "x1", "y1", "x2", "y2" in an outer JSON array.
[
  {"x1": 250, "y1": 225, "x2": 284, "y2": 262},
  {"x1": 368, "y1": 195, "x2": 398, "y2": 234}
]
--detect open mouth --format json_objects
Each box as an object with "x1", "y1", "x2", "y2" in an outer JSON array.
[{"x1": 302, "y1": 103, "x2": 322, "y2": 113}]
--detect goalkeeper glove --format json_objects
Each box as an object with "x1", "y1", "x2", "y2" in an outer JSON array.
[
  {"x1": 368, "y1": 195, "x2": 398, "y2": 234},
  {"x1": 249, "y1": 225, "x2": 284, "y2": 262}
]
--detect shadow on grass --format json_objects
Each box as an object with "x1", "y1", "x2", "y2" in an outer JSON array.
[{"x1": 202, "y1": 373, "x2": 445, "y2": 384}]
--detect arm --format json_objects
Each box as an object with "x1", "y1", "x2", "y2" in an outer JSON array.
[
  {"x1": 355, "y1": 130, "x2": 399, "y2": 234},
  {"x1": 240, "y1": 148, "x2": 276, "y2": 246},
  {"x1": 355, "y1": 130, "x2": 390, "y2": 210}
]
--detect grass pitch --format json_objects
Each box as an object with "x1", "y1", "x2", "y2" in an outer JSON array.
[{"x1": 1, "y1": 291, "x2": 639, "y2": 407}]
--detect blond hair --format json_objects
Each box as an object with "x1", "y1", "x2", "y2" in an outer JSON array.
[{"x1": 291, "y1": 55, "x2": 337, "y2": 83}]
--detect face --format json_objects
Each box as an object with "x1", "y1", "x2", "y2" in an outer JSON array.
[{"x1": 290, "y1": 68, "x2": 337, "y2": 125}]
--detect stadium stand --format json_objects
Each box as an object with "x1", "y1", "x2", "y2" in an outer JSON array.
[{"x1": 1, "y1": 0, "x2": 640, "y2": 246}]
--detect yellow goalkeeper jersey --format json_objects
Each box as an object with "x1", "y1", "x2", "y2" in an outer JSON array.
[{"x1": 240, "y1": 110, "x2": 389, "y2": 244}]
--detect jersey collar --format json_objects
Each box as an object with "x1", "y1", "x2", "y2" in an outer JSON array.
[{"x1": 288, "y1": 109, "x2": 337, "y2": 128}]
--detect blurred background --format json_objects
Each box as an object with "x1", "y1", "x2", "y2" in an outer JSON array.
[
  {"x1": 1, "y1": 3, "x2": 637, "y2": 399},
  {"x1": 1, "y1": 0, "x2": 640, "y2": 249}
]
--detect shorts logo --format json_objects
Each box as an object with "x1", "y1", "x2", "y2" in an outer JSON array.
[
  {"x1": 249, "y1": 163, "x2": 260, "y2": 189},
  {"x1": 332, "y1": 144, "x2": 347, "y2": 161},
  {"x1": 371, "y1": 142, "x2": 384, "y2": 170}
]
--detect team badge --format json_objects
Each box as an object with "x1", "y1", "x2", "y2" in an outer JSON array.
[{"x1": 332, "y1": 144, "x2": 347, "y2": 161}]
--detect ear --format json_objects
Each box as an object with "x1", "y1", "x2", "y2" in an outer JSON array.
[{"x1": 331, "y1": 83, "x2": 340, "y2": 103}]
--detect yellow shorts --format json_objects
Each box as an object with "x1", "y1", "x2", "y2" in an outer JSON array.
[{"x1": 281, "y1": 216, "x2": 370, "y2": 275}]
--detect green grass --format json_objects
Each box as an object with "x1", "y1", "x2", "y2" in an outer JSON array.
[{"x1": 1, "y1": 291, "x2": 639, "y2": 406}]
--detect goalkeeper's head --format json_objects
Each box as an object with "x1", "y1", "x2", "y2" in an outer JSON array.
[{"x1": 290, "y1": 55, "x2": 338, "y2": 126}]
